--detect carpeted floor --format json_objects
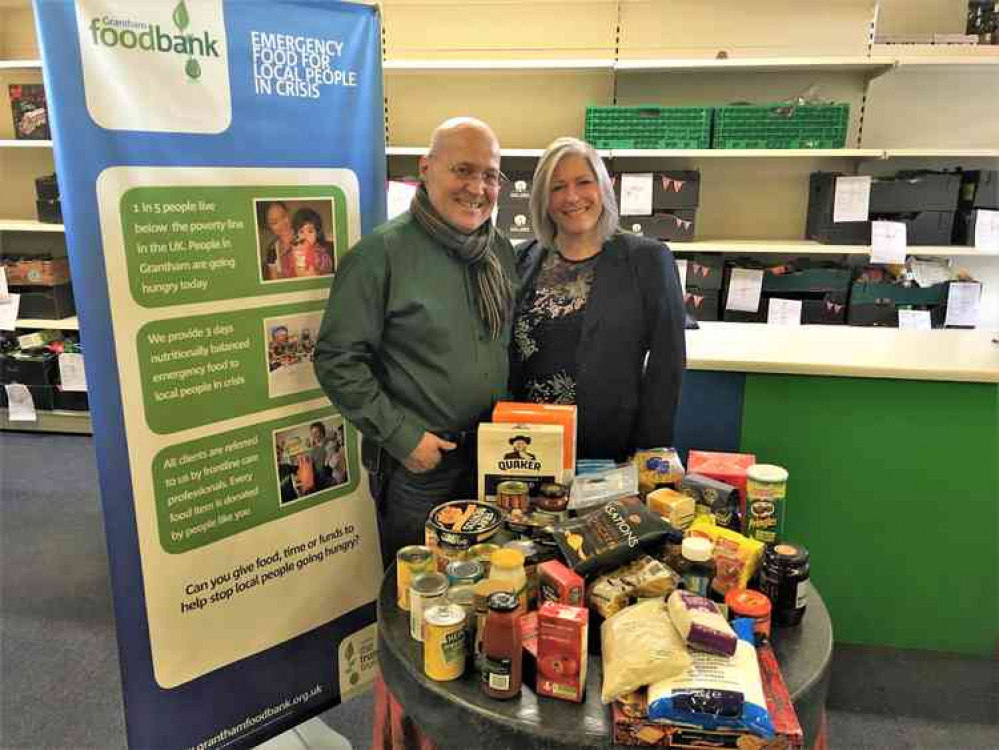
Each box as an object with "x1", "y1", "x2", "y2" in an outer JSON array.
[{"x1": 0, "y1": 432, "x2": 995, "y2": 750}]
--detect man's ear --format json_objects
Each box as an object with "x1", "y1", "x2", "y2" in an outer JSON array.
[{"x1": 418, "y1": 156, "x2": 430, "y2": 180}]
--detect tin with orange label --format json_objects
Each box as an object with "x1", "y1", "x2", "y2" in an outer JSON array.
[
  {"x1": 725, "y1": 588, "x2": 772, "y2": 638},
  {"x1": 397, "y1": 545, "x2": 435, "y2": 611},
  {"x1": 424, "y1": 604, "x2": 467, "y2": 681}
]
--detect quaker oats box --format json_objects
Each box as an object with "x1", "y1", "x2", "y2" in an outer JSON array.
[{"x1": 477, "y1": 422, "x2": 564, "y2": 503}]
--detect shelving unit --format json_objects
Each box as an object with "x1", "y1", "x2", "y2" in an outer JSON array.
[{"x1": 1, "y1": 1, "x2": 90, "y2": 434}]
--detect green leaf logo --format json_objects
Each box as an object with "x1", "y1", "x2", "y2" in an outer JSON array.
[
  {"x1": 349, "y1": 672, "x2": 359, "y2": 685},
  {"x1": 173, "y1": 1, "x2": 190, "y2": 32},
  {"x1": 345, "y1": 643, "x2": 355, "y2": 660},
  {"x1": 185, "y1": 57, "x2": 202, "y2": 79}
]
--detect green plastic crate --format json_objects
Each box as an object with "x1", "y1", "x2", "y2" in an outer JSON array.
[
  {"x1": 584, "y1": 105, "x2": 713, "y2": 150},
  {"x1": 712, "y1": 103, "x2": 849, "y2": 149}
]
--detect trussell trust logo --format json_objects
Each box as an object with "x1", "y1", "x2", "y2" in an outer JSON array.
[
  {"x1": 86, "y1": 1, "x2": 219, "y2": 80},
  {"x1": 76, "y1": 0, "x2": 230, "y2": 133}
]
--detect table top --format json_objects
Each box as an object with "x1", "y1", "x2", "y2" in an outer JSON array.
[
  {"x1": 377, "y1": 565, "x2": 833, "y2": 750},
  {"x1": 687, "y1": 322, "x2": 999, "y2": 383}
]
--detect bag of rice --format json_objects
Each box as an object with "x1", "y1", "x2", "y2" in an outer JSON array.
[
  {"x1": 667, "y1": 589, "x2": 737, "y2": 657},
  {"x1": 600, "y1": 599, "x2": 692, "y2": 704}
]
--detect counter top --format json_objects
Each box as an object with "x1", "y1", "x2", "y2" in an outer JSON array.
[{"x1": 686, "y1": 323, "x2": 999, "y2": 383}]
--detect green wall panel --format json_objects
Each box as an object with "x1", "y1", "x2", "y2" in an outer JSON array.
[{"x1": 740, "y1": 374, "x2": 998, "y2": 655}]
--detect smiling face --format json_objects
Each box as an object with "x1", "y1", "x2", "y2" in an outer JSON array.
[
  {"x1": 548, "y1": 153, "x2": 603, "y2": 245},
  {"x1": 419, "y1": 124, "x2": 501, "y2": 234},
  {"x1": 266, "y1": 204, "x2": 293, "y2": 241},
  {"x1": 296, "y1": 222, "x2": 318, "y2": 248}
]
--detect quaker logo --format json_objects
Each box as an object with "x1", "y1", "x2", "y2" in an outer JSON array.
[{"x1": 86, "y1": 1, "x2": 220, "y2": 80}]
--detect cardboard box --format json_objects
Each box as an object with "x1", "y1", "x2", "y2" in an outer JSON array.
[
  {"x1": 8, "y1": 83, "x2": 50, "y2": 140},
  {"x1": 2, "y1": 258, "x2": 71, "y2": 286},
  {"x1": 536, "y1": 603, "x2": 588, "y2": 703},
  {"x1": 683, "y1": 289, "x2": 719, "y2": 322},
  {"x1": 521, "y1": 611, "x2": 538, "y2": 687},
  {"x1": 762, "y1": 266, "x2": 852, "y2": 295},
  {"x1": 499, "y1": 172, "x2": 533, "y2": 206},
  {"x1": 847, "y1": 280, "x2": 948, "y2": 328},
  {"x1": 16, "y1": 329, "x2": 61, "y2": 350},
  {"x1": 623, "y1": 211, "x2": 696, "y2": 242},
  {"x1": 538, "y1": 559, "x2": 585, "y2": 607},
  {"x1": 1, "y1": 351, "x2": 59, "y2": 386},
  {"x1": 477, "y1": 422, "x2": 563, "y2": 502},
  {"x1": 869, "y1": 172, "x2": 961, "y2": 213},
  {"x1": 614, "y1": 171, "x2": 701, "y2": 211},
  {"x1": 686, "y1": 451, "x2": 756, "y2": 514},
  {"x1": 495, "y1": 205, "x2": 534, "y2": 242},
  {"x1": 959, "y1": 170, "x2": 998, "y2": 210},
  {"x1": 492, "y1": 401, "x2": 577, "y2": 478},
  {"x1": 805, "y1": 172, "x2": 871, "y2": 245}
]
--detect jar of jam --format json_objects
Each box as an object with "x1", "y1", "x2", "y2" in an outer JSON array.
[
  {"x1": 760, "y1": 543, "x2": 810, "y2": 627},
  {"x1": 535, "y1": 482, "x2": 569, "y2": 512},
  {"x1": 480, "y1": 591, "x2": 523, "y2": 700}
]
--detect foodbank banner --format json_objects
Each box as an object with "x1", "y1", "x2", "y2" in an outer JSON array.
[{"x1": 33, "y1": 1, "x2": 384, "y2": 748}]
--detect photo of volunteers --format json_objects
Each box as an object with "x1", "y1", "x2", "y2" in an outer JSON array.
[
  {"x1": 256, "y1": 198, "x2": 336, "y2": 282},
  {"x1": 265, "y1": 312, "x2": 322, "y2": 398},
  {"x1": 273, "y1": 417, "x2": 348, "y2": 505}
]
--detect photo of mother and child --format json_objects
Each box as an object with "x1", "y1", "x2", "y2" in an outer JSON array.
[{"x1": 258, "y1": 199, "x2": 336, "y2": 281}]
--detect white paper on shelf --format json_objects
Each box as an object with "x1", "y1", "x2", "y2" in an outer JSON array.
[
  {"x1": 974, "y1": 209, "x2": 999, "y2": 251},
  {"x1": 675, "y1": 259, "x2": 687, "y2": 294},
  {"x1": 944, "y1": 282, "x2": 982, "y2": 328},
  {"x1": 0, "y1": 267, "x2": 8, "y2": 299},
  {"x1": 897, "y1": 309, "x2": 931, "y2": 330},
  {"x1": 59, "y1": 352, "x2": 88, "y2": 392},
  {"x1": 767, "y1": 298, "x2": 802, "y2": 326},
  {"x1": 5, "y1": 383, "x2": 37, "y2": 422},
  {"x1": 620, "y1": 173, "x2": 654, "y2": 216},
  {"x1": 725, "y1": 268, "x2": 764, "y2": 312},
  {"x1": 833, "y1": 176, "x2": 871, "y2": 223},
  {"x1": 387, "y1": 180, "x2": 418, "y2": 220},
  {"x1": 870, "y1": 221, "x2": 907, "y2": 265},
  {"x1": 910, "y1": 257, "x2": 952, "y2": 288},
  {"x1": 0, "y1": 293, "x2": 20, "y2": 331}
]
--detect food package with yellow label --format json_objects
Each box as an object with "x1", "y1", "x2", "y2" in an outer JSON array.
[{"x1": 477, "y1": 422, "x2": 564, "y2": 503}]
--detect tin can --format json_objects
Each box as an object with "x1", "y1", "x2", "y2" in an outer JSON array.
[
  {"x1": 746, "y1": 464, "x2": 789, "y2": 545},
  {"x1": 446, "y1": 559, "x2": 485, "y2": 587},
  {"x1": 446, "y1": 583, "x2": 477, "y2": 665},
  {"x1": 496, "y1": 480, "x2": 530, "y2": 512},
  {"x1": 423, "y1": 604, "x2": 467, "y2": 681},
  {"x1": 409, "y1": 572, "x2": 448, "y2": 642},
  {"x1": 725, "y1": 588, "x2": 773, "y2": 638},
  {"x1": 397, "y1": 545, "x2": 435, "y2": 611},
  {"x1": 468, "y1": 543, "x2": 500, "y2": 575}
]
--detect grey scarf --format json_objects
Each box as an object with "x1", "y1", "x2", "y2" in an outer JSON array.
[{"x1": 410, "y1": 185, "x2": 514, "y2": 340}]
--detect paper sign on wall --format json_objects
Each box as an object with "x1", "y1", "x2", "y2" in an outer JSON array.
[
  {"x1": 767, "y1": 298, "x2": 802, "y2": 326},
  {"x1": 620, "y1": 173, "x2": 654, "y2": 216},
  {"x1": 0, "y1": 267, "x2": 8, "y2": 299},
  {"x1": 726, "y1": 269, "x2": 764, "y2": 312},
  {"x1": 975, "y1": 209, "x2": 999, "y2": 250},
  {"x1": 676, "y1": 259, "x2": 687, "y2": 294},
  {"x1": 0, "y1": 294, "x2": 20, "y2": 331},
  {"x1": 833, "y1": 176, "x2": 871, "y2": 223},
  {"x1": 5, "y1": 384, "x2": 37, "y2": 422},
  {"x1": 898, "y1": 309, "x2": 932, "y2": 330},
  {"x1": 59, "y1": 352, "x2": 88, "y2": 392},
  {"x1": 945, "y1": 282, "x2": 982, "y2": 328},
  {"x1": 870, "y1": 221, "x2": 907, "y2": 265}
]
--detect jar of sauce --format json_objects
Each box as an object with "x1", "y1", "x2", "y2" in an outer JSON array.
[{"x1": 480, "y1": 591, "x2": 523, "y2": 700}]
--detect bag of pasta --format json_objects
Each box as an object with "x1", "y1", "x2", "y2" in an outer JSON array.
[{"x1": 600, "y1": 599, "x2": 692, "y2": 704}]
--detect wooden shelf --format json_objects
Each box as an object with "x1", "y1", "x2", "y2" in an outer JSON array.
[
  {"x1": 0, "y1": 139, "x2": 52, "y2": 148},
  {"x1": 13, "y1": 316, "x2": 79, "y2": 330},
  {"x1": 0, "y1": 219, "x2": 64, "y2": 232},
  {"x1": 669, "y1": 240, "x2": 999, "y2": 257},
  {"x1": 0, "y1": 59, "x2": 41, "y2": 69},
  {"x1": 1, "y1": 408, "x2": 92, "y2": 434}
]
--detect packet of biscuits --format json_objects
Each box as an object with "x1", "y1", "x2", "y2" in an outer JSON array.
[{"x1": 589, "y1": 555, "x2": 681, "y2": 618}]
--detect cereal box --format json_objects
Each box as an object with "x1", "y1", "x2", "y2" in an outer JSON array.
[
  {"x1": 477, "y1": 422, "x2": 563, "y2": 503},
  {"x1": 492, "y1": 401, "x2": 577, "y2": 479},
  {"x1": 536, "y1": 603, "x2": 588, "y2": 703}
]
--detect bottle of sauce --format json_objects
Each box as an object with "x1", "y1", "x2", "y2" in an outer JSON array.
[
  {"x1": 677, "y1": 536, "x2": 715, "y2": 598},
  {"x1": 480, "y1": 591, "x2": 523, "y2": 700},
  {"x1": 488, "y1": 548, "x2": 528, "y2": 613}
]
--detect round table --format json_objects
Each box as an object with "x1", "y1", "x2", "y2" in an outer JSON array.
[{"x1": 378, "y1": 566, "x2": 833, "y2": 750}]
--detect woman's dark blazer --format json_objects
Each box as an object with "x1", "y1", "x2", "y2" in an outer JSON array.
[{"x1": 512, "y1": 232, "x2": 687, "y2": 462}]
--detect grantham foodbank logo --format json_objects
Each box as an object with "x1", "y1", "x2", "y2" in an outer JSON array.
[{"x1": 88, "y1": 1, "x2": 220, "y2": 80}]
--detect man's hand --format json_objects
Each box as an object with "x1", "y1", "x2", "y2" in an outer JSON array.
[{"x1": 403, "y1": 432, "x2": 457, "y2": 473}]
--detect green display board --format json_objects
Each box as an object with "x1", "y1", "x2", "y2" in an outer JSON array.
[{"x1": 740, "y1": 375, "x2": 998, "y2": 655}]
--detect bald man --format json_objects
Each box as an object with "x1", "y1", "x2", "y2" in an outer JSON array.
[{"x1": 315, "y1": 117, "x2": 517, "y2": 567}]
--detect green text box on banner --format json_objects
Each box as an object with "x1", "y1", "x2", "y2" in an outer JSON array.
[
  {"x1": 121, "y1": 185, "x2": 348, "y2": 306},
  {"x1": 137, "y1": 301, "x2": 327, "y2": 433},
  {"x1": 154, "y1": 407, "x2": 360, "y2": 554}
]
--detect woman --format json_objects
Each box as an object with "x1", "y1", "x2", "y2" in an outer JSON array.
[
  {"x1": 262, "y1": 201, "x2": 296, "y2": 280},
  {"x1": 510, "y1": 137, "x2": 686, "y2": 461}
]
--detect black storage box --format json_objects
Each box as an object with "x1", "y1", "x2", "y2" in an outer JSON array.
[
  {"x1": 36, "y1": 198, "x2": 62, "y2": 224},
  {"x1": 847, "y1": 281, "x2": 948, "y2": 328},
  {"x1": 683, "y1": 288, "x2": 720, "y2": 321},
  {"x1": 762, "y1": 291, "x2": 848, "y2": 325},
  {"x1": 54, "y1": 387, "x2": 89, "y2": 411},
  {"x1": 498, "y1": 172, "x2": 532, "y2": 206},
  {"x1": 959, "y1": 170, "x2": 998, "y2": 210},
  {"x1": 679, "y1": 254, "x2": 724, "y2": 291},
  {"x1": 870, "y1": 210, "x2": 955, "y2": 246},
  {"x1": 1, "y1": 351, "x2": 59, "y2": 385},
  {"x1": 34, "y1": 173, "x2": 60, "y2": 201},
  {"x1": 953, "y1": 208, "x2": 997, "y2": 246},
  {"x1": 806, "y1": 172, "x2": 871, "y2": 245},
  {"x1": 614, "y1": 171, "x2": 701, "y2": 210},
  {"x1": 495, "y1": 205, "x2": 534, "y2": 242},
  {"x1": 763, "y1": 265, "x2": 853, "y2": 294},
  {"x1": 0, "y1": 383, "x2": 55, "y2": 411},
  {"x1": 12, "y1": 283, "x2": 75, "y2": 319},
  {"x1": 869, "y1": 172, "x2": 962, "y2": 213},
  {"x1": 623, "y1": 210, "x2": 696, "y2": 242}
]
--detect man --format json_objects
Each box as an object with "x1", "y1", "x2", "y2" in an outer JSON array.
[
  {"x1": 314, "y1": 117, "x2": 516, "y2": 568},
  {"x1": 503, "y1": 435, "x2": 536, "y2": 461}
]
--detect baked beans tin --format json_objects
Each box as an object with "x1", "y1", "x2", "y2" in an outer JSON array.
[
  {"x1": 446, "y1": 559, "x2": 485, "y2": 587},
  {"x1": 397, "y1": 545, "x2": 435, "y2": 611},
  {"x1": 409, "y1": 572, "x2": 448, "y2": 642},
  {"x1": 423, "y1": 604, "x2": 467, "y2": 681},
  {"x1": 496, "y1": 480, "x2": 531, "y2": 512}
]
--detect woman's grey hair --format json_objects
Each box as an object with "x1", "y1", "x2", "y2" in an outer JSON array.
[{"x1": 529, "y1": 137, "x2": 619, "y2": 250}]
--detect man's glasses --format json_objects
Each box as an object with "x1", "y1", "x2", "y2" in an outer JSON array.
[{"x1": 445, "y1": 162, "x2": 507, "y2": 188}]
